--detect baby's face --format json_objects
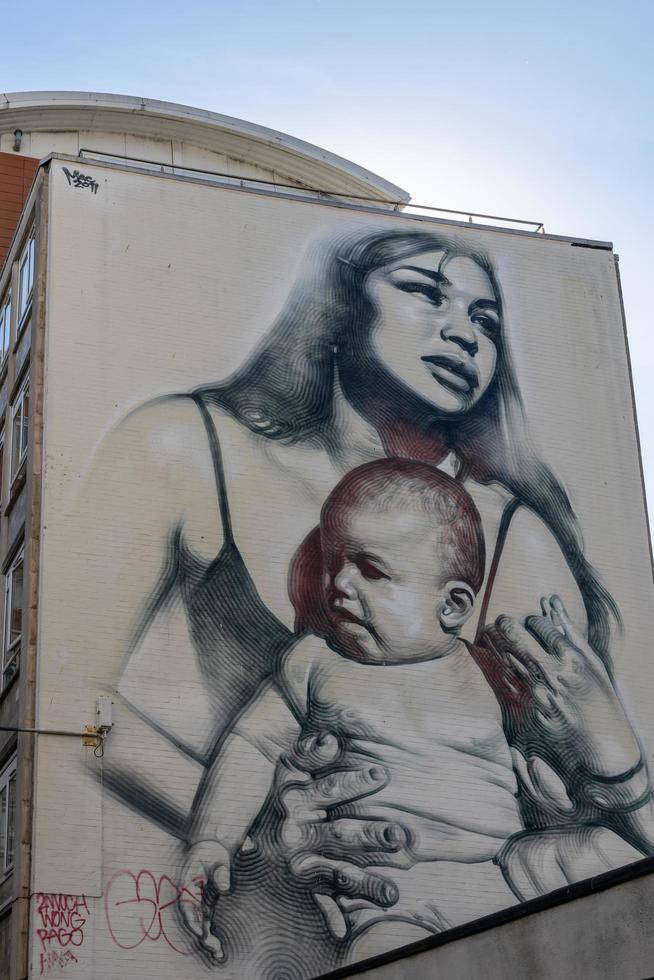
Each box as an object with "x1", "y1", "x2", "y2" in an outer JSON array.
[{"x1": 322, "y1": 505, "x2": 453, "y2": 663}]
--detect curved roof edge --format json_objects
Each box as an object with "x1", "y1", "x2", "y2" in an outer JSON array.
[{"x1": 0, "y1": 91, "x2": 410, "y2": 204}]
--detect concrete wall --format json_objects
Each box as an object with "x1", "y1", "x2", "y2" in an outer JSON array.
[
  {"x1": 320, "y1": 864, "x2": 654, "y2": 980},
  {"x1": 27, "y1": 157, "x2": 654, "y2": 979}
]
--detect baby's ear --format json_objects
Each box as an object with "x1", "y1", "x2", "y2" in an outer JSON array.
[{"x1": 440, "y1": 581, "x2": 476, "y2": 631}]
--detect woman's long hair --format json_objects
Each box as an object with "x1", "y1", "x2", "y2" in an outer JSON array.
[{"x1": 197, "y1": 227, "x2": 619, "y2": 666}]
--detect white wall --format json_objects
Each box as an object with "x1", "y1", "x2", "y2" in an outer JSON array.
[{"x1": 29, "y1": 159, "x2": 654, "y2": 979}]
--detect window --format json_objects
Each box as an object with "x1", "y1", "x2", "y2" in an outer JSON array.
[
  {"x1": 0, "y1": 292, "x2": 10, "y2": 363},
  {"x1": 0, "y1": 756, "x2": 17, "y2": 875},
  {"x1": 2, "y1": 551, "x2": 23, "y2": 690},
  {"x1": 0, "y1": 431, "x2": 4, "y2": 510},
  {"x1": 10, "y1": 378, "x2": 29, "y2": 482},
  {"x1": 18, "y1": 233, "x2": 35, "y2": 327}
]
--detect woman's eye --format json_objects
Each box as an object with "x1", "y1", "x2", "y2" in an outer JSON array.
[
  {"x1": 394, "y1": 281, "x2": 447, "y2": 307},
  {"x1": 356, "y1": 559, "x2": 390, "y2": 581},
  {"x1": 471, "y1": 313, "x2": 499, "y2": 333}
]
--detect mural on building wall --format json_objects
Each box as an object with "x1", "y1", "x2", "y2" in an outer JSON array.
[{"x1": 76, "y1": 225, "x2": 652, "y2": 979}]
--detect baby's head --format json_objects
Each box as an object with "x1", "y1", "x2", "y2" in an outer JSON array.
[{"x1": 320, "y1": 459, "x2": 485, "y2": 663}]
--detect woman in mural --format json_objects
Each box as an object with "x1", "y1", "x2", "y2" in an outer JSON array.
[{"x1": 87, "y1": 227, "x2": 650, "y2": 969}]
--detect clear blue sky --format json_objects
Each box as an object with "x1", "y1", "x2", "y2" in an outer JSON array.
[{"x1": 4, "y1": 0, "x2": 653, "y2": 510}]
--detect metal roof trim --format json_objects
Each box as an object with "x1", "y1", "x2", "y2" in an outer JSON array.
[{"x1": 0, "y1": 91, "x2": 410, "y2": 203}]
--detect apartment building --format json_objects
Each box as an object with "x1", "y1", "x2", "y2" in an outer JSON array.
[
  {"x1": 0, "y1": 91, "x2": 406, "y2": 979},
  {"x1": 0, "y1": 91, "x2": 653, "y2": 980}
]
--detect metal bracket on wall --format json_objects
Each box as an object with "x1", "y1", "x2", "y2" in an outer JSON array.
[
  {"x1": 82, "y1": 725, "x2": 102, "y2": 748},
  {"x1": 0, "y1": 698, "x2": 114, "y2": 756}
]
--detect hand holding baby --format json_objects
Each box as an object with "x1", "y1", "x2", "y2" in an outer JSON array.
[
  {"x1": 486, "y1": 595, "x2": 645, "y2": 811},
  {"x1": 178, "y1": 731, "x2": 404, "y2": 960}
]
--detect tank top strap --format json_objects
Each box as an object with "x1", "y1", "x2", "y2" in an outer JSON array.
[
  {"x1": 475, "y1": 497, "x2": 523, "y2": 642},
  {"x1": 191, "y1": 393, "x2": 235, "y2": 548}
]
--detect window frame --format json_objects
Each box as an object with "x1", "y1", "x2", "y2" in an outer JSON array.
[
  {"x1": 10, "y1": 376, "x2": 29, "y2": 486},
  {"x1": 0, "y1": 754, "x2": 17, "y2": 878},
  {"x1": 17, "y1": 232, "x2": 35, "y2": 331},
  {"x1": 0, "y1": 291, "x2": 11, "y2": 366},
  {"x1": 0, "y1": 428, "x2": 5, "y2": 513},
  {"x1": 2, "y1": 549, "x2": 24, "y2": 692}
]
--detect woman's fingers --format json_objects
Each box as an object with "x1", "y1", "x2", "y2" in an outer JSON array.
[
  {"x1": 314, "y1": 818, "x2": 408, "y2": 855},
  {"x1": 313, "y1": 893, "x2": 348, "y2": 940},
  {"x1": 280, "y1": 766, "x2": 389, "y2": 829},
  {"x1": 524, "y1": 615, "x2": 568, "y2": 663},
  {"x1": 505, "y1": 653, "x2": 533, "y2": 681},
  {"x1": 528, "y1": 757, "x2": 574, "y2": 812},
  {"x1": 511, "y1": 747, "x2": 536, "y2": 797},
  {"x1": 495, "y1": 615, "x2": 539, "y2": 658},
  {"x1": 297, "y1": 766, "x2": 389, "y2": 809},
  {"x1": 533, "y1": 685, "x2": 557, "y2": 714},
  {"x1": 292, "y1": 732, "x2": 342, "y2": 773},
  {"x1": 540, "y1": 596, "x2": 565, "y2": 635},
  {"x1": 495, "y1": 615, "x2": 556, "y2": 687},
  {"x1": 497, "y1": 832, "x2": 570, "y2": 902},
  {"x1": 550, "y1": 595, "x2": 581, "y2": 642},
  {"x1": 550, "y1": 595, "x2": 603, "y2": 668},
  {"x1": 280, "y1": 732, "x2": 342, "y2": 785},
  {"x1": 547, "y1": 595, "x2": 607, "y2": 674},
  {"x1": 289, "y1": 854, "x2": 399, "y2": 908}
]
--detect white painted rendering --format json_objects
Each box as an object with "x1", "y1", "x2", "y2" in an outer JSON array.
[
  {"x1": 28, "y1": 157, "x2": 654, "y2": 979},
  {"x1": 0, "y1": 91, "x2": 410, "y2": 202}
]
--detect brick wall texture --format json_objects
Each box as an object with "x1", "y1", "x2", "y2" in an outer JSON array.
[{"x1": 0, "y1": 152, "x2": 39, "y2": 270}]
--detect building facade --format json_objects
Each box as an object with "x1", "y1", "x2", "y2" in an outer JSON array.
[
  {"x1": 1, "y1": 92, "x2": 653, "y2": 980},
  {"x1": 0, "y1": 91, "x2": 407, "y2": 979}
]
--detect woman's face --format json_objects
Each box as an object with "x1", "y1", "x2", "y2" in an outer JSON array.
[{"x1": 365, "y1": 250, "x2": 500, "y2": 415}]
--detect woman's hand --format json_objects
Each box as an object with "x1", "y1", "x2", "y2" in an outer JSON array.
[
  {"x1": 497, "y1": 826, "x2": 645, "y2": 902},
  {"x1": 267, "y1": 732, "x2": 405, "y2": 940},
  {"x1": 178, "y1": 732, "x2": 406, "y2": 949},
  {"x1": 488, "y1": 596, "x2": 643, "y2": 790}
]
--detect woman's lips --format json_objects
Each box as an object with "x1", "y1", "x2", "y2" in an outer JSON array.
[{"x1": 421, "y1": 354, "x2": 479, "y2": 393}]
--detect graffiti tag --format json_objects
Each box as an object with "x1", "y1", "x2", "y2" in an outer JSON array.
[
  {"x1": 105, "y1": 869, "x2": 201, "y2": 954},
  {"x1": 62, "y1": 168, "x2": 99, "y2": 194},
  {"x1": 35, "y1": 893, "x2": 89, "y2": 951},
  {"x1": 34, "y1": 893, "x2": 89, "y2": 973},
  {"x1": 38, "y1": 949, "x2": 79, "y2": 976}
]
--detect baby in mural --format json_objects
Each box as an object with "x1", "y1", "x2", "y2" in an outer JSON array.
[{"x1": 188, "y1": 458, "x2": 532, "y2": 960}]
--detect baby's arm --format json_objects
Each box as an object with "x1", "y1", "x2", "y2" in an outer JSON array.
[
  {"x1": 189, "y1": 680, "x2": 303, "y2": 857},
  {"x1": 190, "y1": 732, "x2": 280, "y2": 868},
  {"x1": 179, "y1": 637, "x2": 320, "y2": 959},
  {"x1": 179, "y1": 682, "x2": 299, "y2": 960},
  {"x1": 190, "y1": 635, "x2": 322, "y2": 847}
]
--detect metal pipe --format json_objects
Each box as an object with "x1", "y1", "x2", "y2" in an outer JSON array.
[
  {"x1": 78, "y1": 147, "x2": 545, "y2": 232},
  {"x1": 0, "y1": 725, "x2": 84, "y2": 737}
]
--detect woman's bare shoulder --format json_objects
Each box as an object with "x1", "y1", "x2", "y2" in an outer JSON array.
[
  {"x1": 110, "y1": 394, "x2": 210, "y2": 468},
  {"x1": 83, "y1": 394, "x2": 223, "y2": 538}
]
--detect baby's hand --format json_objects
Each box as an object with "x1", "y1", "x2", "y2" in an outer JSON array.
[{"x1": 178, "y1": 840, "x2": 232, "y2": 964}]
